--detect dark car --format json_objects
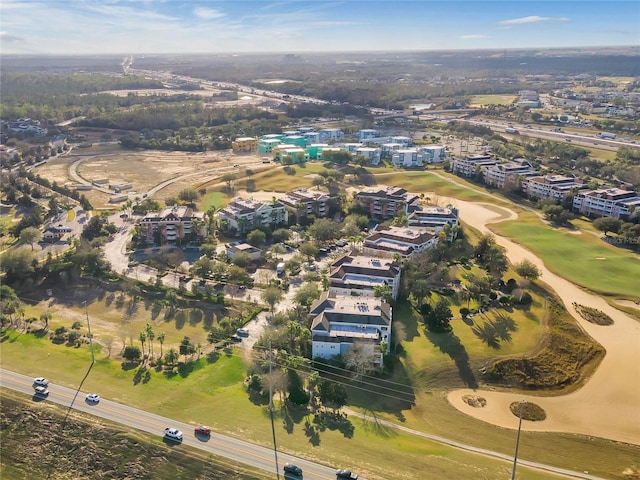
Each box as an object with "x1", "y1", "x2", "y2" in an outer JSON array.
[
  {"x1": 336, "y1": 469, "x2": 358, "y2": 479},
  {"x1": 194, "y1": 425, "x2": 211, "y2": 436},
  {"x1": 283, "y1": 463, "x2": 303, "y2": 477}
]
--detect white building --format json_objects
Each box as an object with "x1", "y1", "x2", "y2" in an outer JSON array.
[
  {"x1": 363, "y1": 225, "x2": 439, "y2": 259},
  {"x1": 226, "y1": 242, "x2": 262, "y2": 261},
  {"x1": 450, "y1": 154, "x2": 498, "y2": 177},
  {"x1": 573, "y1": 188, "x2": 640, "y2": 219},
  {"x1": 329, "y1": 254, "x2": 402, "y2": 300},
  {"x1": 217, "y1": 197, "x2": 288, "y2": 236},
  {"x1": 407, "y1": 206, "x2": 459, "y2": 240},
  {"x1": 483, "y1": 160, "x2": 537, "y2": 189},
  {"x1": 280, "y1": 188, "x2": 331, "y2": 218},
  {"x1": 355, "y1": 147, "x2": 382, "y2": 165},
  {"x1": 391, "y1": 148, "x2": 424, "y2": 168},
  {"x1": 522, "y1": 175, "x2": 584, "y2": 202},
  {"x1": 418, "y1": 145, "x2": 447, "y2": 164},
  {"x1": 319, "y1": 128, "x2": 344, "y2": 142},
  {"x1": 310, "y1": 291, "x2": 392, "y2": 366},
  {"x1": 140, "y1": 205, "x2": 207, "y2": 244},
  {"x1": 358, "y1": 129, "x2": 380, "y2": 142}
]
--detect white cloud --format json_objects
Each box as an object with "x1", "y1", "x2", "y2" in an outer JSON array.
[
  {"x1": 193, "y1": 7, "x2": 225, "y2": 20},
  {"x1": 0, "y1": 31, "x2": 25, "y2": 43},
  {"x1": 499, "y1": 15, "x2": 570, "y2": 25},
  {"x1": 461, "y1": 34, "x2": 488, "y2": 40}
]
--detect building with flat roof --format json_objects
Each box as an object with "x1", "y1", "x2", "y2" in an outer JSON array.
[
  {"x1": 450, "y1": 153, "x2": 498, "y2": 177},
  {"x1": 329, "y1": 254, "x2": 402, "y2": 300},
  {"x1": 483, "y1": 160, "x2": 537, "y2": 189},
  {"x1": 407, "y1": 206, "x2": 459, "y2": 240},
  {"x1": 226, "y1": 242, "x2": 262, "y2": 261},
  {"x1": 573, "y1": 188, "x2": 640, "y2": 219},
  {"x1": 358, "y1": 129, "x2": 380, "y2": 142},
  {"x1": 232, "y1": 137, "x2": 258, "y2": 152},
  {"x1": 418, "y1": 145, "x2": 447, "y2": 164},
  {"x1": 391, "y1": 148, "x2": 425, "y2": 168},
  {"x1": 309, "y1": 291, "x2": 392, "y2": 366},
  {"x1": 522, "y1": 174, "x2": 585, "y2": 202},
  {"x1": 363, "y1": 225, "x2": 439, "y2": 259}
]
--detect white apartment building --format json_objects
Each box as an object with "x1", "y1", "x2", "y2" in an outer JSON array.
[
  {"x1": 329, "y1": 254, "x2": 402, "y2": 300},
  {"x1": 418, "y1": 145, "x2": 447, "y2": 164},
  {"x1": 483, "y1": 160, "x2": 537, "y2": 189},
  {"x1": 358, "y1": 129, "x2": 380, "y2": 141},
  {"x1": 310, "y1": 291, "x2": 392, "y2": 366},
  {"x1": 391, "y1": 148, "x2": 424, "y2": 168},
  {"x1": 280, "y1": 188, "x2": 331, "y2": 218},
  {"x1": 573, "y1": 188, "x2": 640, "y2": 219},
  {"x1": 355, "y1": 147, "x2": 382, "y2": 165},
  {"x1": 522, "y1": 174, "x2": 585, "y2": 202},
  {"x1": 450, "y1": 154, "x2": 498, "y2": 177},
  {"x1": 355, "y1": 186, "x2": 420, "y2": 220},
  {"x1": 319, "y1": 128, "x2": 344, "y2": 142},
  {"x1": 407, "y1": 206, "x2": 459, "y2": 240},
  {"x1": 217, "y1": 197, "x2": 288, "y2": 236},
  {"x1": 363, "y1": 225, "x2": 439, "y2": 259}
]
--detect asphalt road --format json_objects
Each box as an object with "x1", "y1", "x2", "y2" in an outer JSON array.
[
  {"x1": 1, "y1": 369, "x2": 338, "y2": 480},
  {"x1": 1, "y1": 368, "x2": 606, "y2": 480}
]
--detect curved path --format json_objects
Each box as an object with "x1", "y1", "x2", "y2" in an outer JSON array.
[{"x1": 447, "y1": 200, "x2": 640, "y2": 445}]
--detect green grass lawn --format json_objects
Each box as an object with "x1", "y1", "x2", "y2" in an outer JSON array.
[
  {"x1": 4, "y1": 325, "x2": 632, "y2": 480},
  {"x1": 492, "y1": 212, "x2": 640, "y2": 300},
  {"x1": 470, "y1": 94, "x2": 517, "y2": 105}
]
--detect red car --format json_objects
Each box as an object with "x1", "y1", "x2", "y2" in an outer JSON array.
[{"x1": 194, "y1": 425, "x2": 211, "y2": 436}]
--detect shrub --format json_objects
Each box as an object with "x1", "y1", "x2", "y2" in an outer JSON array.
[{"x1": 518, "y1": 292, "x2": 533, "y2": 305}]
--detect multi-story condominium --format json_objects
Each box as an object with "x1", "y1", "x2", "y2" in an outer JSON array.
[
  {"x1": 257, "y1": 138, "x2": 282, "y2": 154},
  {"x1": 217, "y1": 197, "x2": 288, "y2": 236},
  {"x1": 483, "y1": 160, "x2": 537, "y2": 189},
  {"x1": 355, "y1": 147, "x2": 382, "y2": 165},
  {"x1": 362, "y1": 225, "x2": 439, "y2": 259},
  {"x1": 521, "y1": 174, "x2": 585, "y2": 202},
  {"x1": 390, "y1": 136, "x2": 413, "y2": 147},
  {"x1": 302, "y1": 131, "x2": 321, "y2": 144},
  {"x1": 318, "y1": 128, "x2": 344, "y2": 142},
  {"x1": 418, "y1": 145, "x2": 447, "y2": 164},
  {"x1": 329, "y1": 254, "x2": 402, "y2": 300},
  {"x1": 341, "y1": 143, "x2": 363, "y2": 153},
  {"x1": 450, "y1": 153, "x2": 498, "y2": 177},
  {"x1": 310, "y1": 291, "x2": 392, "y2": 366},
  {"x1": 305, "y1": 144, "x2": 331, "y2": 159},
  {"x1": 317, "y1": 147, "x2": 346, "y2": 161},
  {"x1": 407, "y1": 206, "x2": 459, "y2": 240},
  {"x1": 280, "y1": 135, "x2": 307, "y2": 147},
  {"x1": 231, "y1": 137, "x2": 258, "y2": 152},
  {"x1": 274, "y1": 146, "x2": 309, "y2": 163},
  {"x1": 280, "y1": 188, "x2": 331, "y2": 219},
  {"x1": 140, "y1": 205, "x2": 207, "y2": 244},
  {"x1": 354, "y1": 186, "x2": 420, "y2": 220},
  {"x1": 358, "y1": 129, "x2": 380, "y2": 142},
  {"x1": 573, "y1": 188, "x2": 640, "y2": 219},
  {"x1": 391, "y1": 148, "x2": 424, "y2": 168}
]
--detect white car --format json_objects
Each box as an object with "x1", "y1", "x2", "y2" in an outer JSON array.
[
  {"x1": 86, "y1": 394, "x2": 100, "y2": 403},
  {"x1": 33, "y1": 377, "x2": 49, "y2": 386},
  {"x1": 164, "y1": 427, "x2": 183, "y2": 441},
  {"x1": 34, "y1": 385, "x2": 49, "y2": 396}
]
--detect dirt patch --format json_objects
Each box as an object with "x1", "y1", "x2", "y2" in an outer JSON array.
[
  {"x1": 462, "y1": 395, "x2": 487, "y2": 408},
  {"x1": 595, "y1": 256, "x2": 606, "y2": 260}
]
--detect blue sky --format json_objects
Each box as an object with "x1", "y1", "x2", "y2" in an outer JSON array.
[{"x1": 1, "y1": 1, "x2": 638, "y2": 55}]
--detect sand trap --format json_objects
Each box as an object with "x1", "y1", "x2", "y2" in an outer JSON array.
[
  {"x1": 446, "y1": 200, "x2": 640, "y2": 445},
  {"x1": 595, "y1": 256, "x2": 606, "y2": 260}
]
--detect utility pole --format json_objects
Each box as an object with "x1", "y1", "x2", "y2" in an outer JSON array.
[
  {"x1": 84, "y1": 301, "x2": 95, "y2": 365},
  {"x1": 269, "y1": 340, "x2": 281, "y2": 479},
  {"x1": 511, "y1": 400, "x2": 526, "y2": 480}
]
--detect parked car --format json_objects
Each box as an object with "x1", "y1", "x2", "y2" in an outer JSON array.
[
  {"x1": 283, "y1": 463, "x2": 303, "y2": 477},
  {"x1": 86, "y1": 393, "x2": 100, "y2": 403},
  {"x1": 33, "y1": 377, "x2": 49, "y2": 386},
  {"x1": 164, "y1": 427, "x2": 183, "y2": 441},
  {"x1": 336, "y1": 469, "x2": 358, "y2": 479},
  {"x1": 194, "y1": 425, "x2": 211, "y2": 436},
  {"x1": 34, "y1": 386, "x2": 49, "y2": 396}
]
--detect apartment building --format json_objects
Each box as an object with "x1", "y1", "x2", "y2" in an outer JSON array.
[
  {"x1": 450, "y1": 153, "x2": 498, "y2": 177},
  {"x1": 354, "y1": 186, "x2": 420, "y2": 220},
  {"x1": 418, "y1": 145, "x2": 447, "y2": 164},
  {"x1": 232, "y1": 137, "x2": 258, "y2": 152},
  {"x1": 280, "y1": 188, "x2": 331, "y2": 219},
  {"x1": 522, "y1": 174, "x2": 584, "y2": 202},
  {"x1": 483, "y1": 160, "x2": 537, "y2": 189},
  {"x1": 362, "y1": 225, "x2": 439, "y2": 259},
  {"x1": 573, "y1": 188, "x2": 640, "y2": 219},
  {"x1": 329, "y1": 254, "x2": 402, "y2": 300},
  {"x1": 318, "y1": 128, "x2": 344, "y2": 142},
  {"x1": 391, "y1": 148, "x2": 424, "y2": 168},
  {"x1": 217, "y1": 197, "x2": 287, "y2": 235},
  {"x1": 310, "y1": 291, "x2": 392, "y2": 366},
  {"x1": 407, "y1": 206, "x2": 459, "y2": 240},
  {"x1": 358, "y1": 129, "x2": 380, "y2": 142},
  {"x1": 139, "y1": 205, "x2": 207, "y2": 244}
]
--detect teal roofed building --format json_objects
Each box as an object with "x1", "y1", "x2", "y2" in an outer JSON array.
[
  {"x1": 306, "y1": 143, "x2": 330, "y2": 159},
  {"x1": 258, "y1": 138, "x2": 283, "y2": 154},
  {"x1": 275, "y1": 146, "x2": 309, "y2": 164},
  {"x1": 281, "y1": 135, "x2": 308, "y2": 147}
]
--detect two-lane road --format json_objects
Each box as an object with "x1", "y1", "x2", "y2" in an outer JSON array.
[{"x1": 0, "y1": 369, "x2": 337, "y2": 480}]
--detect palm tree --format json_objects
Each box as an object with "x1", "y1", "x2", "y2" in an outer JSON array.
[
  {"x1": 145, "y1": 323, "x2": 155, "y2": 358},
  {"x1": 157, "y1": 332, "x2": 166, "y2": 357},
  {"x1": 139, "y1": 331, "x2": 146, "y2": 361}
]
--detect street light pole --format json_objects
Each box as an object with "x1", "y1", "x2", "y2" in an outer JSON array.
[
  {"x1": 511, "y1": 400, "x2": 526, "y2": 480},
  {"x1": 268, "y1": 340, "x2": 281, "y2": 480}
]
